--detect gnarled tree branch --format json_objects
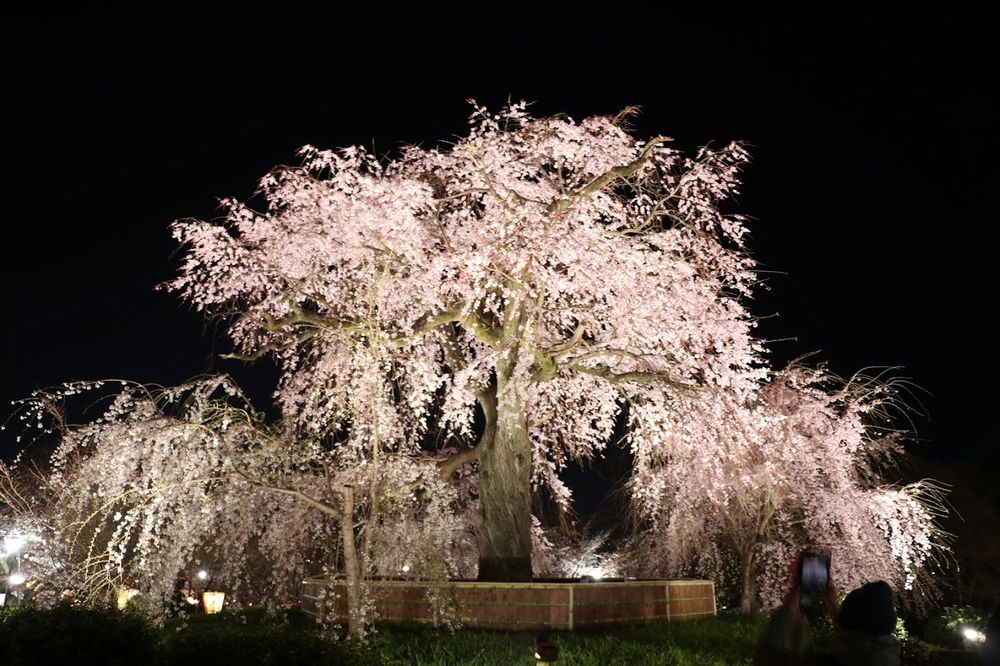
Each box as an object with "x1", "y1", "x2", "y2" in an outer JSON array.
[
  {"x1": 436, "y1": 446, "x2": 480, "y2": 482},
  {"x1": 546, "y1": 135, "x2": 672, "y2": 214}
]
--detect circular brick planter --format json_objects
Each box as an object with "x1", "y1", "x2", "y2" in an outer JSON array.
[{"x1": 301, "y1": 578, "x2": 716, "y2": 630}]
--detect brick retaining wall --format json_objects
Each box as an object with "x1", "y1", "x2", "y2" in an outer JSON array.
[{"x1": 301, "y1": 578, "x2": 715, "y2": 630}]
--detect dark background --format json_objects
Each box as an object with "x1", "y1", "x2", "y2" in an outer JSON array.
[{"x1": 2, "y1": 9, "x2": 997, "y2": 602}]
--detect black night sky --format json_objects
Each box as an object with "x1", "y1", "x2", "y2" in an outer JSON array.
[{"x1": 2, "y1": 9, "x2": 997, "y2": 534}]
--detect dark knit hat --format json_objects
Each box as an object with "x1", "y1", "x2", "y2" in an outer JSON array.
[{"x1": 838, "y1": 580, "x2": 897, "y2": 636}]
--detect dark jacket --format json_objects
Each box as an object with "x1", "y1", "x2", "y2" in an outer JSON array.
[{"x1": 830, "y1": 629, "x2": 900, "y2": 666}]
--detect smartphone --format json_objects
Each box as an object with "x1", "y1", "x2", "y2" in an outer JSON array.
[{"x1": 799, "y1": 551, "x2": 830, "y2": 592}]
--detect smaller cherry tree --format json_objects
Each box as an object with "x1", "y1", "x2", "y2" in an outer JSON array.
[
  {"x1": 1, "y1": 376, "x2": 474, "y2": 637},
  {"x1": 623, "y1": 364, "x2": 947, "y2": 614}
]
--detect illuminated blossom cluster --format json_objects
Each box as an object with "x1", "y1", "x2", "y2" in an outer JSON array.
[
  {"x1": 624, "y1": 365, "x2": 945, "y2": 611},
  {"x1": 2, "y1": 378, "x2": 472, "y2": 619}
]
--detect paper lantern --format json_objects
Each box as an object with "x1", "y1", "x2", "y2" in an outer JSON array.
[
  {"x1": 116, "y1": 588, "x2": 140, "y2": 610},
  {"x1": 202, "y1": 591, "x2": 225, "y2": 614}
]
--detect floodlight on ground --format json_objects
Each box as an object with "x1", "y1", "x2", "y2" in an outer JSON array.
[
  {"x1": 962, "y1": 626, "x2": 986, "y2": 644},
  {"x1": 535, "y1": 634, "x2": 559, "y2": 664}
]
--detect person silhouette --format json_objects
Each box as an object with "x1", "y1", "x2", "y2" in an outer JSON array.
[
  {"x1": 981, "y1": 605, "x2": 1000, "y2": 666},
  {"x1": 753, "y1": 552, "x2": 824, "y2": 665},
  {"x1": 754, "y1": 552, "x2": 900, "y2": 666},
  {"x1": 828, "y1": 580, "x2": 900, "y2": 666},
  {"x1": 169, "y1": 577, "x2": 190, "y2": 616}
]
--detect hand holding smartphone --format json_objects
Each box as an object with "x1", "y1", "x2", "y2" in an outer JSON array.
[
  {"x1": 799, "y1": 551, "x2": 830, "y2": 592},
  {"x1": 795, "y1": 550, "x2": 832, "y2": 614}
]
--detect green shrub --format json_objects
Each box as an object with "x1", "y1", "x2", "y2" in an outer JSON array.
[
  {"x1": 0, "y1": 605, "x2": 375, "y2": 666},
  {"x1": 158, "y1": 608, "x2": 375, "y2": 666},
  {"x1": 0, "y1": 604, "x2": 157, "y2": 666},
  {"x1": 923, "y1": 605, "x2": 987, "y2": 649}
]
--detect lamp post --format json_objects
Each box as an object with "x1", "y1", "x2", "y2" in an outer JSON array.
[
  {"x1": 3, "y1": 535, "x2": 26, "y2": 606},
  {"x1": 7, "y1": 572, "x2": 26, "y2": 607},
  {"x1": 4, "y1": 535, "x2": 25, "y2": 576}
]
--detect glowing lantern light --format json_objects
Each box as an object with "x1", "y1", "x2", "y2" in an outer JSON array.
[
  {"x1": 202, "y1": 591, "x2": 225, "y2": 614},
  {"x1": 116, "y1": 588, "x2": 140, "y2": 610}
]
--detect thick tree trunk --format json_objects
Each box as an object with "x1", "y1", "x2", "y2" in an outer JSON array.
[
  {"x1": 477, "y1": 376, "x2": 534, "y2": 581},
  {"x1": 740, "y1": 548, "x2": 756, "y2": 615},
  {"x1": 341, "y1": 485, "x2": 365, "y2": 638}
]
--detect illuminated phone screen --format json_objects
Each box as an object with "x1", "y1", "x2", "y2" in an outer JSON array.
[{"x1": 801, "y1": 555, "x2": 829, "y2": 590}]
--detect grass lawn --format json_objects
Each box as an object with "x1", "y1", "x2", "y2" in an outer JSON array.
[
  {"x1": 366, "y1": 615, "x2": 981, "y2": 665},
  {"x1": 368, "y1": 615, "x2": 764, "y2": 665},
  {"x1": 1, "y1": 605, "x2": 984, "y2": 665}
]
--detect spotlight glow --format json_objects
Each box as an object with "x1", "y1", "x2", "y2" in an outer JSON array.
[
  {"x1": 961, "y1": 626, "x2": 986, "y2": 644},
  {"x1": 3, "y1": 536, "x2": 25, "y2": 554}
]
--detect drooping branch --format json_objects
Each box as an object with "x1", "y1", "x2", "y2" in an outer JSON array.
[
  {"x1": 221, "y1": 328, "x2": 320, "y2": 361},
  {"x1": 0, "y1": 461, "x2": 35, "y2": 515},
  {"x1": 245, "y1": 478, "x2": 343, "y2": 520},
  {"x1": 212, "y1": 420, "x2": 344, "y2": 519}
]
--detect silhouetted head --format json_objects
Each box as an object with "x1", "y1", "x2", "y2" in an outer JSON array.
[{"x1": 838, "y1": 580, "x2": 896, "y2": 636}]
